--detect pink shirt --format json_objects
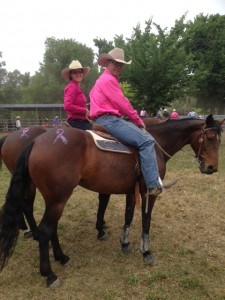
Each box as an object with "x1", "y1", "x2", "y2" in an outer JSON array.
[
  {"x1": 90, "y1": 69, "x2": 144, "y2": 127},
  {"x1": 64, "y1": 80, "x2": 87, "y2": 120},
  {"x1": 170, "y1": 111, "x2": 179, "y2": 119}
]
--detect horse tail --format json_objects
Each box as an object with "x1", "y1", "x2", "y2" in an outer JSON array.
[
  {"x1": 0, "y1": 135, "x2": 7, "y2": 168},
  {"x1": 0, "y1": 141, "x2": 34, "y2": 271}
]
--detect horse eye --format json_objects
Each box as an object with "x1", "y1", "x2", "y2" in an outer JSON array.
[{"x1": 206, "y1": 132, "x2": 216, "y2": 140}]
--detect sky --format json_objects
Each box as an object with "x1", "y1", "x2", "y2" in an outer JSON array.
[{"x1": 1, "y1": 0, "x2": 225, "y2": 75}]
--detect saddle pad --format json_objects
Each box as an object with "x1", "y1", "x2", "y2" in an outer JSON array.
[{"x1": 86, "y1": 130, "x2": 132, "y2": 154}]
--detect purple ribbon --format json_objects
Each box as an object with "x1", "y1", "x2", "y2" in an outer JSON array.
[
  {"x1": 53, "y1": 129, "x2": 68, "y2": 144},
  {"x1": 20, "y1": 127, "x2": 30, "y2": 138}
]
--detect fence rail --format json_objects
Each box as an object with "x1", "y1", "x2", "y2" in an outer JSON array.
[
  {"x1": 0, "y1": 118, "x2": 66, "y2": 132},
  {"x1": 1, "y1": 115, "x2": 224, "y2": 133}
]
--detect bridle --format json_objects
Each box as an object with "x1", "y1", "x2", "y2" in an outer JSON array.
[
  {"x1": 190, "y1": 124, "x2": 221, "y2": 164},
  {"x1": 154, "y1": 124, "x2": 221, "y2": 165}
]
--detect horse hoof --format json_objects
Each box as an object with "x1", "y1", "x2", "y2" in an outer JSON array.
[
  {"x1": 122, "y1": 243, "x2": 132, "y2": 253},
  {"x1": 49, "y1": 278, "x2": 61, "y2": 288},
  {"x1": 97, "y1": 234, "x2": 108, "y2": 241},
  {"x1": 143, "y1": 252, "x2": 155, "y2": 265},
  {"x1": 60, "y1": 255, "x2": 70, "y2": 265}
]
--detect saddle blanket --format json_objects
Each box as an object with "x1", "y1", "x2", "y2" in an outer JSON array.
[{"x1": 86, "y1": 130, "x2": 132, "y2": 154}]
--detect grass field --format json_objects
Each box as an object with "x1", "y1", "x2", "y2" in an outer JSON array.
[{"x1": 0, "y1": 134, "x2": 225, "y2": 299}]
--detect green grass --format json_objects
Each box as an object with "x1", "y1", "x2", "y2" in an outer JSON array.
[{"x1": 0, "y1": 135, "x2": 225, "y2": 299}]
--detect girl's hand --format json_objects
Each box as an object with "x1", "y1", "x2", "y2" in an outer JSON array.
[{"x1": 86, "y1": 108, "x2": 90, "y2": 118}]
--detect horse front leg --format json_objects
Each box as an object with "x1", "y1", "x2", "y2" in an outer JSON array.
[
  {"x1": 140, "y1": 193, "x2": 156, "y2": 265},
  {"x1": 96, "y1": 193, "x2": 110, "y2": 240},
  {"x1": 120, "y1": 193, "x2": 136, "y2": 253}
]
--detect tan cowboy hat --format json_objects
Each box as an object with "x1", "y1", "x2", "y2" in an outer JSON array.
[
  {"x1": 98, "y1": 48, "x2": 132, "y2": 67},
  {"x1": 61, "y1": 60, "x2": 90, "y2": 80},
  {"x1": 16, "y1": 116, "x2": 20, "y2": 119}
]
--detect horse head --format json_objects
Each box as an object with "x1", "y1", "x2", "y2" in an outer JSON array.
[{"x1": 190, "y1": 114, "x2": 223, "y2": 174}]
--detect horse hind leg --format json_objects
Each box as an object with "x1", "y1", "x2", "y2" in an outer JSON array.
[
  {"x1": 22, "y1": 184, "x2": 39, "y2": 240},
  {"x1": 38, "y1": 221, "x2": 58, "y2": 286},
  {"x1": 38, "y1": 204, "x2": 68, "y2": 287},
  {"x1": 51, "y1": 227, "x2": 70, "y2": 265},
  {"x1": 120, "y1": 193, "x2": 136, "y2": 253}
]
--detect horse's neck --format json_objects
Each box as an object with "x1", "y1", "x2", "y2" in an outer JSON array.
[{"x1": 150, "y1": 121, "x2": 202, "y2": 158}]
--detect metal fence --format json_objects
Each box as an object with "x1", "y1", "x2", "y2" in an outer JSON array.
[
  {"x1": 0, "y1": 118, "x2": 67, "y2": 133},
  {"x1": 1, "y1": 115, "x2": 224, "y2": 133}
]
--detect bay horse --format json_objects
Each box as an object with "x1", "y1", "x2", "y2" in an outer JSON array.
[
  {"x1": 0, "y1": 126, "x2": 48, "y2": 238},
  {"x1": 0, "y1": 115, "x2": 223, "y2": 287},
  {"x1": 0, "y1": 118, "x2": 166, "y2": 240}
]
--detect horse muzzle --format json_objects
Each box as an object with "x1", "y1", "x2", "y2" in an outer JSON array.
[{"x1": 199, "y1": 162, "x2": 217, "y2": 174}]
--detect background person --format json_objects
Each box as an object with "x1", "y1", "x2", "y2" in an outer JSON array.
[
  {"x1": 163, "y1": 108, "x2": 169, "y2": 118},
  {"x1": 140, "y1": 108, "x2": 147, "y2": 117},
  {"x1": 187, "y1": 109, "x2": 198, "y2": 118},
  {"x1": 15, "y1": 116, "x2": 21, "y2": 130},
  {"x1": 170, "y1": 109, "x2": 179, "y2": 119},
  {"x1": 53, "y1": 116, "x2": 60, "y2": 128},
  {"x1": 157, "y1": 107, "x2": 164, "y2": 119},
  {"x1": 90, "y1": 47, "x2": 176, "y2": 197},
  {"x1": 62, "y1": 60, "x2": 91, "y2": 130}
]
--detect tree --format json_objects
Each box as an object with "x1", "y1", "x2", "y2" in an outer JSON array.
[
  {"x1": 124, "y1": 17, "x2": 190, "y2": 112},
  {"x1": 0, "y1": 69, "x2": 29, "y2": 104},
  {"x1": 24, "y1": 37, "x2": 98, "y2": 103},
  {"x1": 184, "y1": 14, "x2": 225, "y2": 113},
  {"x1": 0, "y1": 52, "x2": 7, "y2": 102}
]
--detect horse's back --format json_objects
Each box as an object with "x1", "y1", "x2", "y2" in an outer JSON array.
[{"x1": 2, "y1": 126, "x2": 47, "y2": 173}]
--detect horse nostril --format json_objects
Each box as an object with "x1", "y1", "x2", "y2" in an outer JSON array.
[{"x1": 208, "y1": 166, "x2": 217, "y2": 173}]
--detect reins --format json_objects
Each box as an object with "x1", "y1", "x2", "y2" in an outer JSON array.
[
  {"x1": 154, "y1": 139, "x2": 198, "y2": 164},
  {"x1": 153, "y1": 124, "x2": 220, "y2": 165}
]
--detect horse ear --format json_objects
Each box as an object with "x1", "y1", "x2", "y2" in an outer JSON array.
[{"x1": 205, "y1": 114, "x2": 214, "y2": 127}]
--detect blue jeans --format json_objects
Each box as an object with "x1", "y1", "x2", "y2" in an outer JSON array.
[
  {"x1": 68, "y1": 119, "x2": 92, "y2": 130},
  {"x1": 95, "y1": 115, "x2": 160, "y2": 189}
]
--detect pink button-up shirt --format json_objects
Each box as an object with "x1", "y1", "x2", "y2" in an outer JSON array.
[
  {"x1": 90, "y1": 69, "x2": 144, "y2": 127},
  {"x1": 64, "y1": 80, "x2": 87, "y2": 120}
]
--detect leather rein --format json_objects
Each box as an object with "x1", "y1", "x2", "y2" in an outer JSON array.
[{"x1": 153, "y1": 124, "x2": 220, "y2": 165}]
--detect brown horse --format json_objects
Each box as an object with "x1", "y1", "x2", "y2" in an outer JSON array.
[
  {"x1": 0, "y1": 118, "x2": 165, "y2": 240},
  {"x1": 0, "y1": 126, "x2": 48, "y2": 238},
  {"x1": 0, "y1": 115, "x2": 223, "y2": 287},
  {"x1": 0, "y1": 126, "x2": 47, "y2": 174}
]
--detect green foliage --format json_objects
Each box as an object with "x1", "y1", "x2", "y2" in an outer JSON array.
[
  {"x1": 29, "y1": 37, "x2": 97, "y2": 103},
  {"x1": 93, "y1": 38, "x2": 114, "y2": 56},
  {"x1": 124, "y1": 17, "x2": 192, "y2": 112},
  {"x1": 184, "y1": 14, "x2": 225, "y2": 113},
  {"x1": 0, "y1": 70, "x2": 26, "y2": 104},
  {"x1": 1, "y1": 14, "x2": 225, "y2": 113}
]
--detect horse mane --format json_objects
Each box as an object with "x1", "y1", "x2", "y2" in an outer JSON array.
[{"x1": 145, "y1": 116, "x2": 223, "y2": 135}]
